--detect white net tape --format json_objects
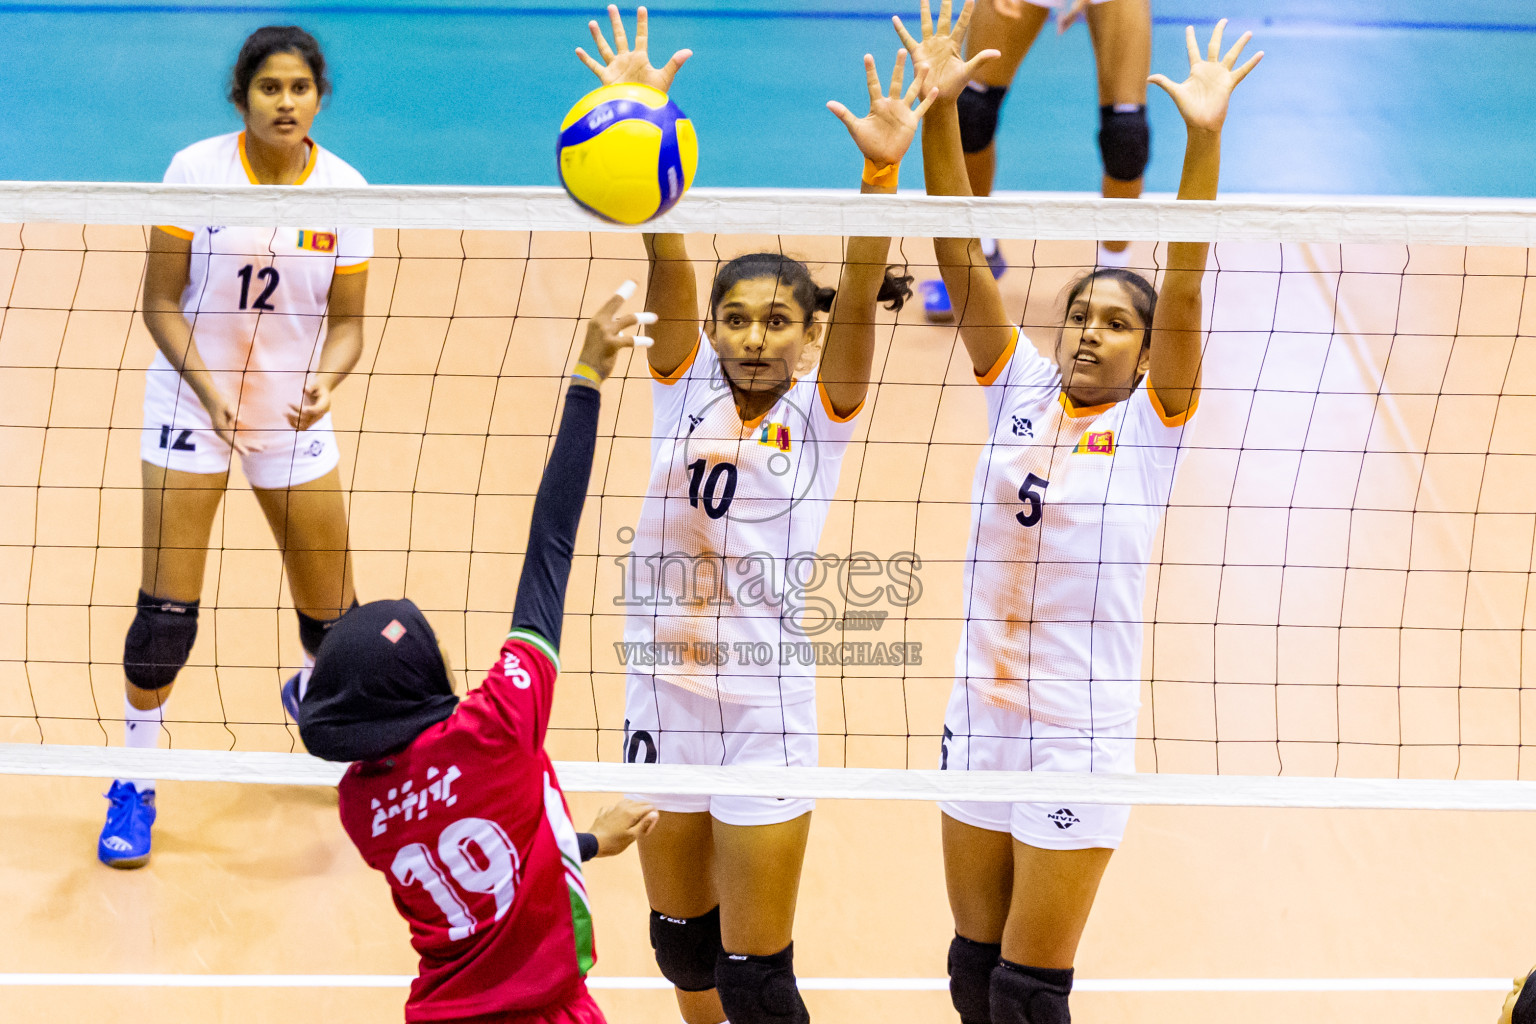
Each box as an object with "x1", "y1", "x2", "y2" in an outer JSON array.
[
  {"x1": 5, "y1": 182, "x2": 1536, "y2": 244},
  {"x1": 6, "y1": 743, "x2": 1536, "y2": 809}
]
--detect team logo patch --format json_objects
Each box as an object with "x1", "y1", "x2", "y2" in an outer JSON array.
[
  {"x1": 758, "y1": 422, "x2": 791, "y2": 452},
  {"x1": 1011, "y1": 415, "x2": 1034, "y2": 438},
  {"x1": 381, "y1": 620, "x2": 406, "y2": 643},
  {"x1": 303, "y1": 440, "x2": 325, "y2": 457},
  {"x1": 296, "y1": 230, "x2": 337, "y2": 253},
  {"x1": 1047, "y1": 808, "x2": 1080, "y2": 830},
  {"x1": 1074, "y1": 430, "x2": 1115, "y2": 455},
  {"x1": 687, "y1": 413, "x2": 704, "y2": 435}
]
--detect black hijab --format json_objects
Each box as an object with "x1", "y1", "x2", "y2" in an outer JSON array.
[{"x1": 298, "y1": 599, "x2": 459, "y2": 763}]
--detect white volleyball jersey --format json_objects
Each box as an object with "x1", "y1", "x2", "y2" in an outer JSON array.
[
  {"x1": 955, "y1": 331, "x2": 1194, "y2": 730},
  {"x1": 151, "y1": 132, "x2": 371, "y2": 450},
  {"x1": 623, "y1": 337, "x2": 861, "y2": 705}
]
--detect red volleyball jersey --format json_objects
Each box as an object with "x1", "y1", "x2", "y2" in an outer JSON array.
[{"x1": 338, "y1": 628, "x2": 598, "y2": 1022}]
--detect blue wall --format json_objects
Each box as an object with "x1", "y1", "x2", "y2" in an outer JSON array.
[{"x1": 1, "y1": 0, "x2": 1532, "y2": 195}]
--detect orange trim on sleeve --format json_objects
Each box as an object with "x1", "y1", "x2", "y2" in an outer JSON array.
[
  {"x1": 333, "y1": 260, "x2": 369, "y2": 276},
  {"x1": 237, "y1": 132, "x2": 257, "y2": 184},
  {"x1": 1058, "y1": 392, "x2": 1116, "y2": 419},
  {"x1": 155, "y1": 225, "x2": 194, "y2": 241},
  {"x1": 818, "y1": 380, "x2": 865, "y2": 424},
  {"x1": 974, "y1": 328, "x2": 1020, "y2": 386},
  {"x1": 649, "y1": 334, "x2": 701, "y2": 385},
  {"x1": 1148, "y1": 386, "x2": 1198, "y2": 428}
]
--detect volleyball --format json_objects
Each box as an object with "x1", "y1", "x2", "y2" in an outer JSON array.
[{"x1": 557, "y1": 82, "x2": 698, "y2": 225}]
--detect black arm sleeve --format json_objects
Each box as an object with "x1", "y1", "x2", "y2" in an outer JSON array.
[
  {"x1": 577, "y1": 832, "x2": 600, "y2": 862},
  {"x1": 511, "y1": 384, "x2": 601, "y2": 649}
]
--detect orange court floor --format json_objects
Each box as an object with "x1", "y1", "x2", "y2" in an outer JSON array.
[{"x1": 4, "y1": 224, "x2": 1536, "y2": 1022}]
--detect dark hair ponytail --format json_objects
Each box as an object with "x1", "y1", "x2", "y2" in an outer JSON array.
[
  {"x1": 709, "y1": 254, "x2": 913, "y2": 322},
  {"x1": 229, "y1": 26, "x2": 331, "y2": 109},
  {"x1": 1063, "y1": 267, "x2": 1158, "y2": 346}
]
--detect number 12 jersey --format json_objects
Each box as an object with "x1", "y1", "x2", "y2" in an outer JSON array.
[{"x1": 152, "y1": 132, "x2": 371, "y2": 446}]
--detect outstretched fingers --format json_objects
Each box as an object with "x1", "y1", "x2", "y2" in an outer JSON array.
[
  {"x1": 1183, "y1": 24, "x2": 1199, "y2": 67},
  {"x1": 607, "y1": 4, "x2": 630, "y2": 53},
  {"x1": 862, "y1": 53, "x2": 883, "y2": 104},
  {"x1": 892, "y1": 15, "x2": 921, "y2": 57},
  {"x1": 963, "y1": 48, "x2": 1001, "y2": 80},
  {"x1": 888, "y1": 49, "x2": 908, "y2": 99},
  {"x1": 919, "y1": 0, "x2": 934, "y2": 38},
  {"x1": 588, "y1": 18, "x2": 616, "y2": 63},
  {"x1": 952, "y1": 0, "x2": 977, "y2": 41},
  {"x1": 1230, "y1": 49, "x2": 1264, "y2": 86},
  {"x1": 1221, "y1": 29, "x2": 1252, "y2": 68},
  {"x1": 1206, "y1": 18, "x2": 1225, "y2": 62},
  {"x1": 575, "y1": 47, "x2": 605, "y2": 75},
  {"x1": 634, "y1": 5, "x2": 648, "y2": 53}
]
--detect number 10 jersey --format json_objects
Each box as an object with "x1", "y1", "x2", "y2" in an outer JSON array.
[{"x1": 623, "y1": 337, "x2": 861, "y2": 706}]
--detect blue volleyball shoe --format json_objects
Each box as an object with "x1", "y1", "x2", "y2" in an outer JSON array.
[
  {"x1": 98, "y1": 780, "x2": 155, "y2": 869},
  {"x1": 982, "y1": 239, "x2": 1007, "y2": 279},
  {"x1": 922, "y1": 279, "x2": 954, "y2": 322},
  {"x1": 281, "y1": 671, "x2": 303, "y2": 723}
]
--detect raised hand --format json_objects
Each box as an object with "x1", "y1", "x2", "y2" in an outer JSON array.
[
  {"x1": 1148, "y1": 19, "x2": 1262, "y2": 134},
  {"x1": 575, "y1": 5, "x2": 692, "y2": 92},
  {"x1": 827, "y1": 51, "x2": 938, "y2": 168},
  {"x1": 576, "y1": 280, "x2": 656, "y2": 385},
  {"x1": 892, "y1": 0, "x2": 1000, "y2": 103}
]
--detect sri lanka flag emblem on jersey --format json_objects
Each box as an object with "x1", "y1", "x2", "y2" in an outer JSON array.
[
  {"x1": 1074, "y1": 430, "x2": 1115, "y2": 455},
  {"x1": 296, "y1": 230, "x2": 337, "y2": 253},
  {"x1": 758, "y1": 422, "x2": 791, "y2": 452}
]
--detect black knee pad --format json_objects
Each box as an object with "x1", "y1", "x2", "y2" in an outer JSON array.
[
  {"x1": 296, "y1": 599, "x2": 358, "y2": 656},
  {"x1": 715, "y1": 943, "x2": 809, "y2": 1024},
  {"x1": 1098, "y1": 104, "x2": 1149, "y2": 182},
  {"x1": 991, "y1": 960, "x2": 1073, "y2": 1024},
  {"x1": 948, "y1": 934, "x2": 1001, "y2": 1024},
  {"x1": 649, "y1": 907, "x2": 722, "y2": 992},
  {"x1": 958, "y1": 83, "x2": 1008, "y2": 153},
  {"x1": 123, "y1": 590, "x2": 199, "y2": 690}
]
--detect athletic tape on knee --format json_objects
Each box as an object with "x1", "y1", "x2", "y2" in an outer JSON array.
[
  {"x1": 123, "y1": 590, "x2": 200, "y2": 691},
  {"x1": 1098, "y1": 103, "x2": 1149, "y2": 182},
  {"x1": 715, "y1": 943, "x2": 808, "y2": 1024},
  {"x1": 649, "y1": 907, "x2": 723, "y2": 992},
  {"x1": 957, "y1": 82, "x2": 1008, "y2": 154},
  {"x1": 296, "y1": 598, "x2": 359, "y2": 657},
  {"x1": 991, "y1": 959, "x2": 1073, "y2": 1024},
  {"x1": 948, "y1": 934, "x2": 1001, "y2": 1024}
]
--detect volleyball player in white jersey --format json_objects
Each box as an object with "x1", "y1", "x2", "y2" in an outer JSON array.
[
  {"x1": 99, "y1": 26, "x2": 371, "y2": 868},
  {"x1": 574, "y1": 8, "x2": 931, "y2": 1023},
  {"x1": 901, "y1": 4, "x2": 1260, "y2": 1020}
]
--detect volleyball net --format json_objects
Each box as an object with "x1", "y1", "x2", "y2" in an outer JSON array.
[{"x1": 5, "y1": 182, "x2": 1536, "y2": 809}]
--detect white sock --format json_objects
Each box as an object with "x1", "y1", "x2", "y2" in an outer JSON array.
[
  {"x1": 123, "y1": 695, "x2": 165, "y2": 793},
  {"x1": 1097, "y1": 242, "x2": 1131, "y2": 268},
  {"x1": 980, "y1": 237, "x2": 999, "y2": 259}
]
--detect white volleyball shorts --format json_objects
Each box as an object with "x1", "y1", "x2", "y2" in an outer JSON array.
[
  {"x1": 938, "y1": 685, "x2": 1136, "y2": 850},
  {"x1": 623, "y1": 673, "x2": 817, "y2": 827},
  {"x1": 140, "y1": 372, "x2": 339, "y2": 489}
]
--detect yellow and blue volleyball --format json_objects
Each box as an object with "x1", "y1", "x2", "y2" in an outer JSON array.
[{"x1": 557, "y1": 83, "x2": 698, "y2": 225}]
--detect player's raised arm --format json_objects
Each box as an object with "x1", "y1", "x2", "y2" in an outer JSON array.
[
  {"x1": 819, "y1": 50, "x2": 934, "y2": 416},
  {"x1": 575, "y1": 5, "x2": 698, "y2": 377},
  {"x1": 508, "y1": 283, "x2": 655, "y2": 649},
  {"x1": 1143, "y1": 19, "x2": 1261, "y2": 419},
  {"x1": 895, "y1": 0, "x2": 1012, "y2": 377}
]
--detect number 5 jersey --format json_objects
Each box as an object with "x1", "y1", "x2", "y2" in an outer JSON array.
[
  {"x1": 957, "y1": 331, "x2": 1195, "y2": 733},
  {"x1": 623, "y1": 336, "x2": 861, "y2": 706},
  {"x1": 151, "y1": 132, "x2": 371, "y2": 451},
  {"x1": 338, "y1": 630, "x2": 597, "y2": 1021}
]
